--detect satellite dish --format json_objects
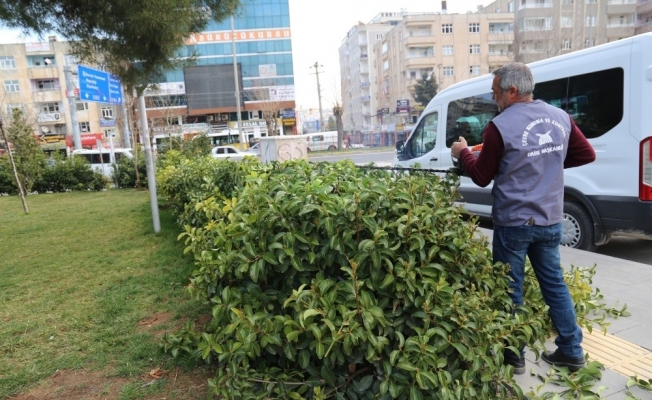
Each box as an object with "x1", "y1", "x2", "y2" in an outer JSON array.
[
  {"x1": 44, "y1": 58, "x2": 52, "y2": 65},
  {"x1": 41, "y1": 126, "x2": 50, "y2": 133}
]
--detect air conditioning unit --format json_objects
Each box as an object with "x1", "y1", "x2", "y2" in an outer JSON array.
[
  {"x1": 206, "y1": 115, "x2": 214, "y2": 121},
  {"x1": 220, "y1": 114, "x2": 229, "y2": 121},
  {"x1": 54, "y1": 113, "x2": 60, "y2": 120}
]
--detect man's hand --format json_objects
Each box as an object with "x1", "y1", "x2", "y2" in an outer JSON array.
[{"x1": 450, "y1": 136, "x2": 468, "y2": 158}]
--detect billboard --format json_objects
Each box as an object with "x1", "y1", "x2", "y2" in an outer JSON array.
[{"x1": 184, "y1": 64, "x2": 244, "y2": 111}]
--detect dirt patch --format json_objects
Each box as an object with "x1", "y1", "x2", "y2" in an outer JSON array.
[
  {"x1": 8, "y1": 367, "x2": 215, "y2": 400},
  {"x1": 137, "y1": 312, "x2": 175, "y2": 336},
  {"x1": 9, "y1": 314, "x2": 217, "y2": 400},
  {"x1": 8, "y1": 369, "x2": 131, "y2": 400}
]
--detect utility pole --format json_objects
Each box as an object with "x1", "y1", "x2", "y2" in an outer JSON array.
[
  {"x1": 231, "y1": 15, "x2": 245, "y2": 148},
  {"x1": 64, "y1": 66, "x2": 82, "y2": 150},
  {"x1": 310, "y1": 62, "x2": 324, "y2": 132},
  {"x1": 137, "y1": 93, "x2": 160, "y2": 233}
]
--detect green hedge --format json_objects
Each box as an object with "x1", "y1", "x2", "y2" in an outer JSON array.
[{"x1": 159, "y1": 157, "x2": 620, "y2": 399}]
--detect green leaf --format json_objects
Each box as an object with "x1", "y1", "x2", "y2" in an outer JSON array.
[{"x1": 356, "y1": 375, "x2": 374, "y2": 393}]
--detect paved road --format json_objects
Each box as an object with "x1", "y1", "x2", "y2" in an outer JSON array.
[{"x1": 311, "y1": 149, "x2": 652, "y2": 266}]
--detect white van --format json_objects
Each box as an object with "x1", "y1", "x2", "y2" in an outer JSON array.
[
  {"x1": 394, "y1": 33, "x2": 652, "y2": 251},
  {"x1": 72, "y1": 148, "x2": 133, "y2": 178},
  {"x1": 304, "y1": 131, "x2": 341, "y2": 152}
]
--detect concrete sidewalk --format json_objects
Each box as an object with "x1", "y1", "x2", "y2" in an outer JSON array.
[{"x1": 477, "y1": 228, "x2": 652, "y2": 399}]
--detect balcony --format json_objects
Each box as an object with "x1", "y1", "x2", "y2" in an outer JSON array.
[
  {"x1": 638, "y1": 0, "x2": 652, "y2": 13},
  {"x1": 31, "y1": 89, "x2": 63, "y2": 102},
  {"x1": 636, "y1": 20, "x2": 652, "y2": 33},
  {"x1": 405, "y1": 56, "x2": 436, "y2": 69},
  {"x1": 360, "y1": 81, "x2": 370, "y2": 88},
  {"x1": 488, "y1": 53, "x2": 514, "y2": 63},
  {"x1": 606, "y1": 0, "x2": 637, "y2": 14},
  {"x1": 361, "y1": 95, "x2": 371, "y2": 102},
  {"x1": 29, "y1": 66, "x2": 59, "y2": 79},
  {"x1": 37, "y1": 112, "x2": 66, "y2": 124},
  {"x1": 519, "y1": 2, "x2": 553, "y2": 9},
  {"x1": 488, "y1": 31, "x2": 515, "y2": 44},
  {"x1": 404, "y1": 35, "x2": 435, "y2": 47},
  {"x1": 606, "y1": 23, "x2": 636, "y2": 37}
]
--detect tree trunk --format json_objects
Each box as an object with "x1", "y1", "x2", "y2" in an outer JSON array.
[{"x1": 0, "y1": 120, "x2": 28, "y2": 213}]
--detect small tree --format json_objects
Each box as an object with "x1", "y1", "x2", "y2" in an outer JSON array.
[
  {"x1": 412, "y1": 76, "x2": 438, "y2": 106},
  {"x1": 4, "y1": 109, "x2": 46, "y2": 196},
  {"x1": 333, "y1": 104, "x2": 344, "y2": 149}
]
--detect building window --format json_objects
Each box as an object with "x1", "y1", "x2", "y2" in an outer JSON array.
[
  {"x1": 561, "y1": 40, "x2": 572, "y2": 50},
  {"x1": 521, "y1": 17, "x2": 552, "y2": 31},
  {"x1": 3, "y1": 79, "x2": 20, "y2": 93},
  {"x1": 562, "y1": 0, "x2": 573, "y2": 3},
  {"x1": 0, "y1": 56, "x2": 16, "y2": 69},
  {"x1": 469, "y1": 23, "x2": 480, "y2": 33},
  {"x1": 383, "y1": 60, "x2": 389, "y2": 71},
  {"x1": 37, "y1": 79, "x2": 57, "y2": 90},
  {"x1": 79, "y1": 121, "x2": 90, "y2": 133},
  {"x1": 76, "y1": 101, "x2": 89, "y2": 111},
  {"x1": 376, "y1": 33, "x2": 385, "y2": 40},
  {"x1": 586, "y1": 15, "x2": 596, "y2": 26},
  {"x1": 470, "y1": 44, "x2": 481, "y2": 54},
  {"x1": 5, "y1": 104, "x2": 23, "y2": 114},
  {"x1": 442, "y1": 24, "x2": 453, "y2": 34},
  {"x1": 585, "y1": 39, "x2": 594, "y2": 48},
  {"x1": 101, "y1": 106, "x2": 114, "y2": 119},
  {"x1": 443, "y1": 45, "x2": 454, "y2": 55},
  {"x1": 41, "y1": 102, "x2": 60, "y2": 112},
  {"x1": 508, "y1": 1, "x2": 514, "y2": 12},
  {"x1": 410, "y1": 71, "x2": 417, "y2": 79},
  {"x1": 381, "y1": 42, "x2": 388, "y2": 54},
  {"x1": 470, "y1": 66, "x2": 481, "y2": 76},
  {"x1": 561, "y1": 16, "x2": 573, "y2": 27},
  {"x1": 443, "y1": 66, "x2": 454, "y2": 76}
]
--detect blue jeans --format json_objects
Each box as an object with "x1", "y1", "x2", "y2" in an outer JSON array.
[{"x1": 493, "y1": 223, "x2": 584, "y2": 359}]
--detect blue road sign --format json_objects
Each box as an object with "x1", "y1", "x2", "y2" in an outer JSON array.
[{"x1": 78, "y1": 65, "x2": 123, "y2": 104}]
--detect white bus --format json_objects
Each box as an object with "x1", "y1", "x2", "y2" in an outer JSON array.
[{"x1": 394, "y1": 33, "x2": 652, "y2": 251}]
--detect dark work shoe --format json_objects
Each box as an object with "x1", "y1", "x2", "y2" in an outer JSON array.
[
  {"x1": 504, "y1": 353, "x2": 526, "y2": 375},
  {"x1": 541, "y1": 349, "x2": 585, "y2": 372}
]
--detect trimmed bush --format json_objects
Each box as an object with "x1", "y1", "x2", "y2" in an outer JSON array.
[
  {"x1": 33, "y1": 156, "x2": 108, "y2": 193},
  {"x1": 162, "y1": 159, "x2": 552, "y2": 399}
]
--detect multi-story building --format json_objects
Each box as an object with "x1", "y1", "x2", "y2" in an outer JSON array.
[
  {"x1": 144, "y1": 0, "x2": 296, "y2": 140},
  {"x1": 0, "y1": 37, "x2": 126, "y2": 154},
  {"x1": 513, "y1": 0, "x2": 637, "y2": 64},
  {"x1": 369, "y1": 8, "x2": 514, "y2": 131},
  {"x1": 636, "y1": 0, "x2": 652, "y2": 34},
  {"x1": 338, "y1": 12, "x2": 404, "y2": 136}
]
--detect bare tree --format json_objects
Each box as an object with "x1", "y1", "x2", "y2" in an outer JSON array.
[{"x1": 246, "y1": 79, "x2": 284, "y2": 137}]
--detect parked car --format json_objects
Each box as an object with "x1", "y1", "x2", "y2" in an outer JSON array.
[
  {"x1": 244, "y1": 142, "x2": 260, "y2": 156},
  {"x1": 210, "y1": 145, "x2": 253, "y2": 161}
]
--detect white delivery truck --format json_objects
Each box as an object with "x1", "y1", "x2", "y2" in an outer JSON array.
[{"x1": 394, "y1": 33, "x2": 652, "y2": 251}]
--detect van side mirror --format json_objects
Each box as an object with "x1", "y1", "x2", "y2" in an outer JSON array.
[{"x1": 396, "y1": 140, "x2": 404, "y2": 152}]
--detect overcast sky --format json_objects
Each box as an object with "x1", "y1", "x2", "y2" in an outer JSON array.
[{"x1": 0, "y1": 0, "x2": 493, "y2": 110}]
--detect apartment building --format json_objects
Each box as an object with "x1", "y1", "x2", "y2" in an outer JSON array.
[
  {"x1": 338, "y1": 13, "x2": 403, "y2": 135},
  {"x1": 0, "y1": 37, "x2": 126, "y2": 154},
  {"x1": 513, "y1": 0, "x2": 637, "y2": 63},
  {"x1": 144, "y1": 0, "x2": 296, "y2": 138},
  {"x1": 637, "y1": 0, "x2": 652, "y2": 34},
  {"x1": 370, "y1": 9, "x2": 514, "y2": 131}
]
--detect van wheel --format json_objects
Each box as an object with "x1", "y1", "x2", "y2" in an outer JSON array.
[
  {"x1": 328, "y1": 145, "x2": 337, "y2": 151},
  {"x1": 561, "y1": 202, "x2": 597, "y2": 252}
]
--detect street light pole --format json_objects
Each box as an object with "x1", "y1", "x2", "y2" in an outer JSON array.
[
  {"x1": 310, "y1": 62, "x2": 324, "y2": 132},
  {"x1": 231, "y1": 15, "x2": 245, "y2": 147}
]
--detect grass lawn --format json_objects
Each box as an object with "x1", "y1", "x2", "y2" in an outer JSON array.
[{"x1": 0, "y1": 189, "x2": 212, "y2": 400}]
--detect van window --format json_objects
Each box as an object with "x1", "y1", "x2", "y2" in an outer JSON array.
[
  {"x1": 445, "y1": 93, "x2": 498, "y2": 147},
  {"x1": 408, "y1": 112, "x2": 438, "y2": 157},
  {"x1": 533, "y1": 68, "x2": 623, "y2": 139}
]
